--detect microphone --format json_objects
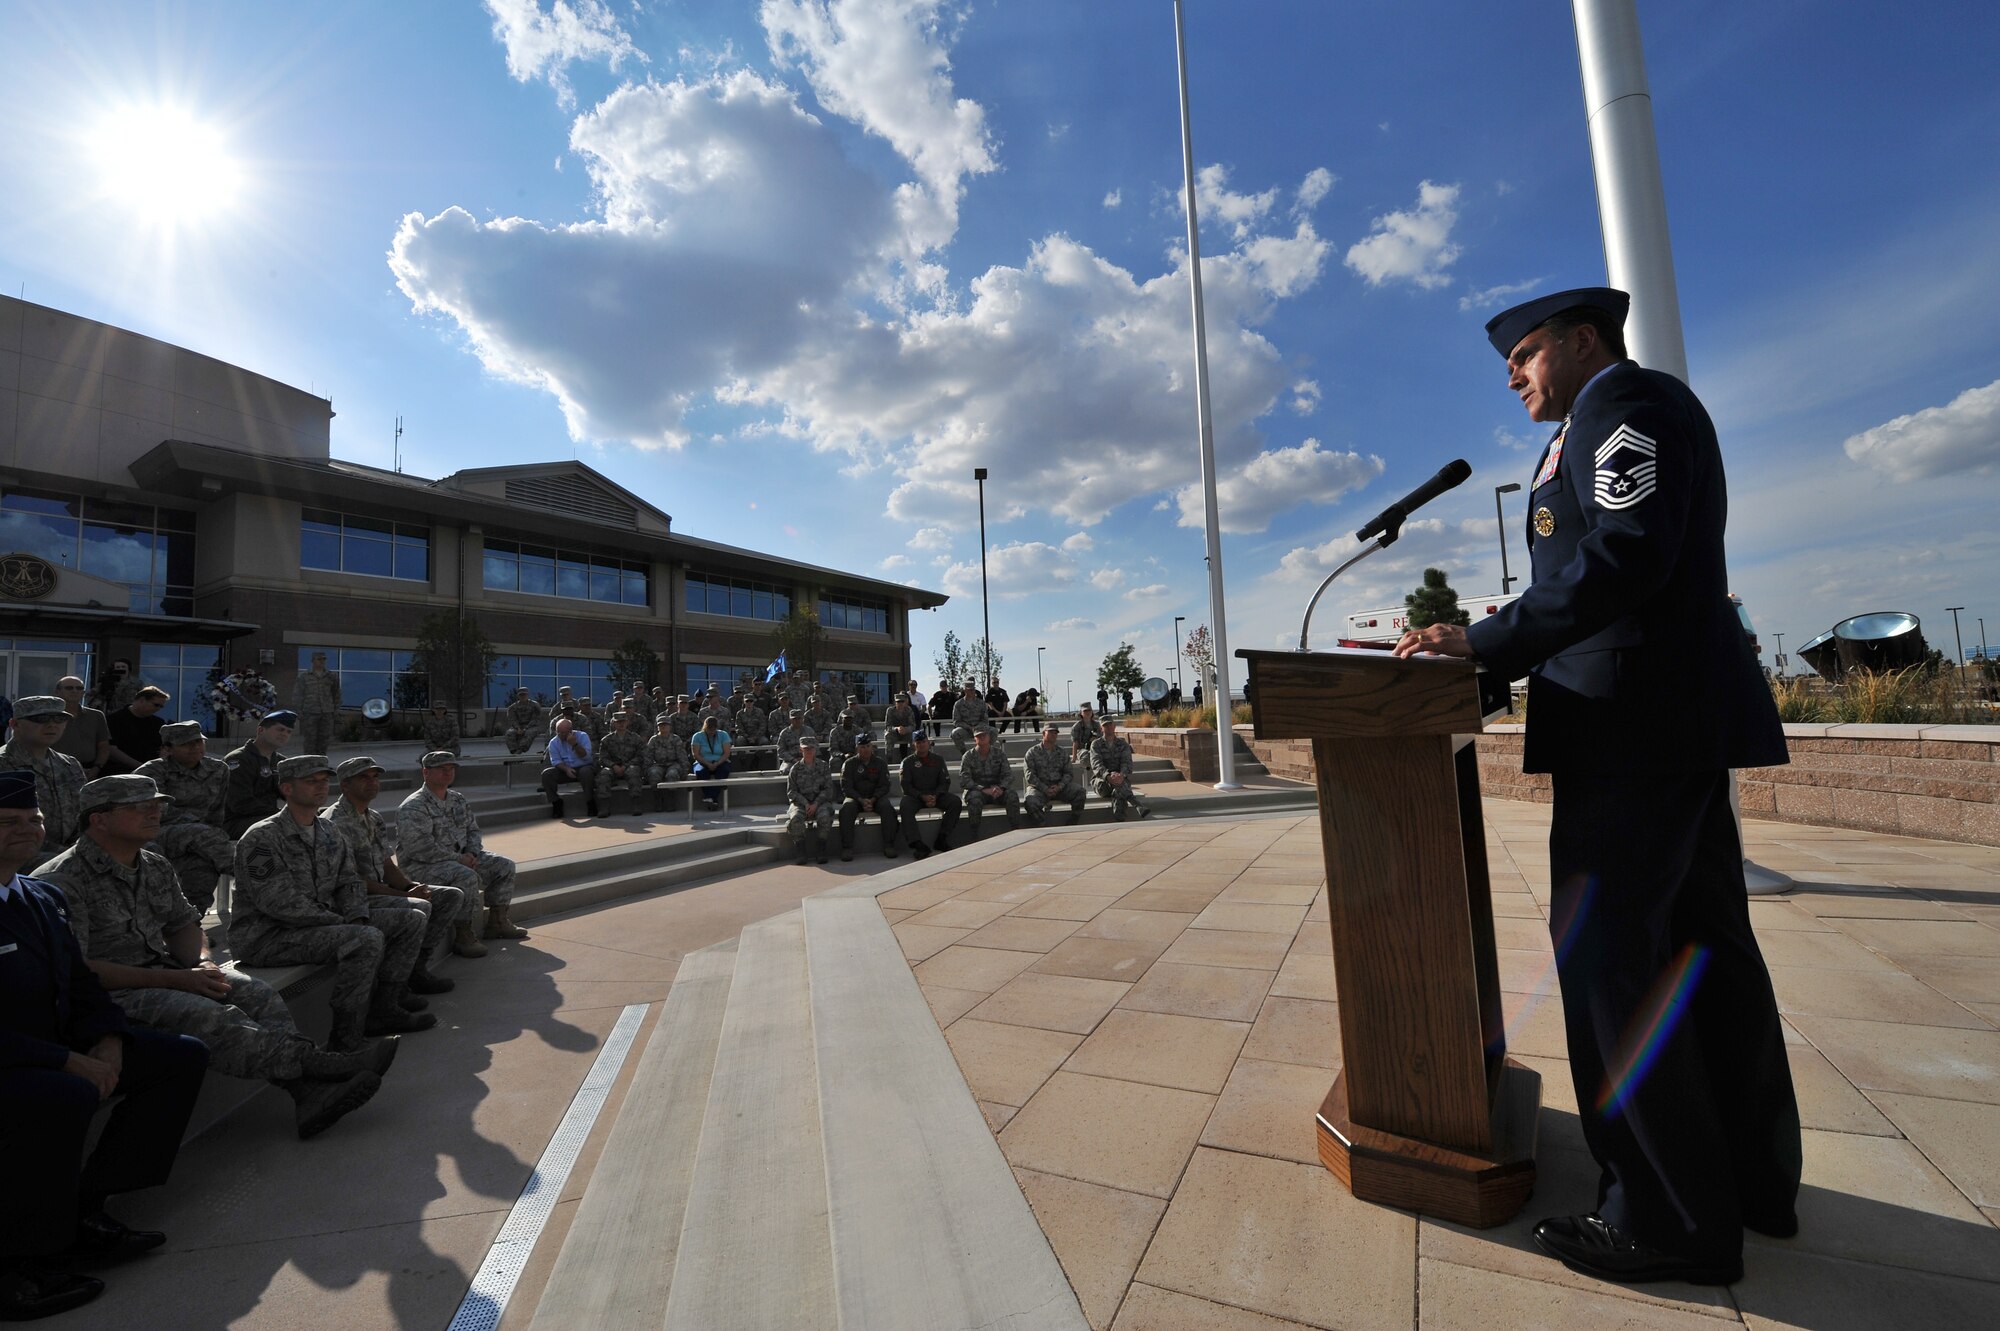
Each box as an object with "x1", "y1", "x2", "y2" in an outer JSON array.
[{"x1": 1353, "y1": 458, "x2": 1472, "y2": 546}]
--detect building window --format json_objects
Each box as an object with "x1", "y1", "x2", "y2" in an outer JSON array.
[
  {"x1": 301, "y1": 509, "x2": 430, "y2": 582},
  {"x1": 0, "y1": 487, "x2": 196, "y2": 615},
  {"x1": 818, "y1": 594, "x2": 889, "y2": 635},
  {"x1": 686, "y1": 570, "x2": 791, "y2": 621},
  {"x1": 484, "y1": 655, "x2": 616, "y2": 708},
  {"x1": 298, "y1": 646, "x2": 424, "y2": 710},
  {"x1": 683, "y1": 661, "x2": 756, "y2": 697},
  {"x1": 483, "y1": 540, "x2": 647, "y2": 606},
  {"x1": 139, "y1": 644, "x2": 221, "y2": 729},
  {"x1": 819, "y1": 669, "x2": 893, "y2": 706}
]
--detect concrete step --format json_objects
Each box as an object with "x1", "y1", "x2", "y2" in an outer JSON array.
[
  {"x1": 803, "y1": 895, "x2": 1086, "y2": 1329},
  {"x1": 510, "y1": 844, "x2": 780, "y2": 923},
  {"x1": 663, "y1": 911, "x2": 835, "y2": 1330},
  {"x1": 528, "y1": 939, "x2": 737, "y2": 1331}
]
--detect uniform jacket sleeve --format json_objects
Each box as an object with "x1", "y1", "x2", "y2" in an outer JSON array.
[
  {"x1": 396, "y1": 794, "x2": 448, "y2": 865},
  {"x1": 1466, "y1": 369, "x2": 1702, "y2": 681}
]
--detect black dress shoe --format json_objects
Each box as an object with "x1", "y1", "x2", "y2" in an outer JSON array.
[
  {"x1": 1743, "y1": 1209, "x2": 1799, "y2": 1239},
  {"x1": 64, "y1": 1210, "x2": 167, "y2": 1264},
  {"x1": 0, "y1": 1261, "x2": 104, "y2": 1319},
  {"x1": 1531, "y1": 1214, "x2": 1741, "y2": 1286}
]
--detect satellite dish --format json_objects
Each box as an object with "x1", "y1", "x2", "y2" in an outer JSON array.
[
  {"x1": 1140, "y1": 676, "x2": 1169, "y2": 703},
  {"x1": 362, "y1": 698, "x2": 390, "y2": 722}
]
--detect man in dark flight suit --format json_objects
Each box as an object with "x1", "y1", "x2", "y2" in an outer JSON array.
[
  {"x1": 0, "y1": 770, "x2": 209, "y2": 1320},
  {"x1": 1396, "y1": 288, "x2": 1798, "y2": 1286}
]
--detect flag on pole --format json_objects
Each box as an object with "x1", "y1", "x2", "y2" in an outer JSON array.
[{"x1": 765, "y1": 651, "x2": 787, "y2": 682}]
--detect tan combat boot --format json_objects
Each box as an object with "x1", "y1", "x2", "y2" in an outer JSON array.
[
  {"x1": 451, "y1": 919, "x2": 488, "y2": 958},
  {"x1": 484, "y1": 906, "x2": 530, "y2": 940}
]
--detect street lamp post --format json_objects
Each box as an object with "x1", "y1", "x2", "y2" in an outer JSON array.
[
  {"x1": 1037, "y1": 646, "x2": 1046, "y2": 699},
  {"x1": 1494, "y1": 482, "x2": 1521, "y2": 594},
  {"x1": 974, "y1": 467, "x2": 992, "y2": 688},
  {"x1": 1946, "y1": 606, "x2": 1967, "y2": 670},
  {"x1": 1980, "y1": 617, "x2": 1988, "y2": 664},
  {"x1": 1173, "y1": 616, "x2": 1185, "y2": 693},
  {"x1": 1772, "y1": 632, "x2": 1785, "y2": 679},
  {"x1": 1067, "y1": 679, "x2": 1073, "y2": 711}
]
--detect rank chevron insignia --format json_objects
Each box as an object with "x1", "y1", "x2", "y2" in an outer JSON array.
[{"x1": 1594, "y1": 423, "x2": 1658, "y2": 510}]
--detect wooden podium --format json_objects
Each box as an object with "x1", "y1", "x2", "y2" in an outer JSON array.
[{"x1": 1237, "y1": 647, "x2": 1540, "y2": 1228}]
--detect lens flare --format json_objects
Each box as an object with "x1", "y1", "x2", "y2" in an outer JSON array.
[{"x1": 1596, "y1": 943, "x2": 1712, "y2": 1120}]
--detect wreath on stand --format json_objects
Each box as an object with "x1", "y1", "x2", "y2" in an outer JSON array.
[{"x1": 206, "y1": 666, "x2": 280, "y2": 723}]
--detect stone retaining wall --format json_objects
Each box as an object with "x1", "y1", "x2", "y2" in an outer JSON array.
[
  {"x1": 1243, "y1": 724, "x2": 2000, "y2": 848},
  {"x1": 1122, "y1": 727, "x2": 1219, "y2": 783}
]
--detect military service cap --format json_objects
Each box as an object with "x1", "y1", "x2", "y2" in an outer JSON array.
[
  {"x1": 336, "y1": 756, "x2": 385, "y2": 781},
  {"x1": 261, "y1": 709, "x2": 300, "y2": 728},
  {"x1": 856, "y1": 732, "x2": 876, "y2": 746},
  {"x1": 12, "y1": 696, "x2": 69, "y2": 720},
  {"x1": 419, "y1": 750, "x2": 460, "y2": 769},
  {"x1": 0, "y1": 770, "x2": 38, "y2": 809},
  {"x1": 1484, "y1": 286, "x2": 1629, "y2": 359},
  {"x1": 161, "y1": 721, "x2": 205, "y2": 745},
  {"x1": 79, "y1": 774, "x2": 176, "y2": 818},
  {"x1": 277, "y1": 755, "x2": 336, "y2": 782}
]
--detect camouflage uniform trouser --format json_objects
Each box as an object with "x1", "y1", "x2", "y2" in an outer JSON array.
[
  {"x1": 299, "y1": 710, "x2": 338, "y2": 756},
  {"x1": 504, "y1": 727, "x2": 535, "y2": 755},
  {"x1": 1025, "y1": 782, "x2": 1087, "y2": 825},
  {"x1": 150, "y1": 824, "x2": 235, "y2": 913},
  {"x1": 965, "y1": 788, "x2": 1022, "y2": 835},
  {"x1": 114, "y1": 973, "x2": 310, "y2": 1082},
  {"x1": 369, "y1": 887, "x2": 465, "y2": 963},
  {"x1": 405, "y1": 853, "x2": 516, "y2": 931},
  {"x1": 786, "y1": 803, "x2": 835, "y2": 851},
  {"x1": 1091, "y1": 777, "x2": 1151, "y2": 819},
  {"x1": 645, "y1": 763, "x2": 687, "y2": 810},
  {"x1": 594, "y1": 762, "x2": 647, "y2": 813},
  {"x1": 235, "y1": 913, "x2": 421, "y2": 1021}
]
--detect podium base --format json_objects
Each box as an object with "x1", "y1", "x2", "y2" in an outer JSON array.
[{"x1": 1316, "y1": 1060, "x2": 1542, "y2": 1229}]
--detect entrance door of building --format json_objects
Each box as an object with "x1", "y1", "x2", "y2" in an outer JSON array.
[{"x1": 5, "y1": 649, "x2": 83, "y2": 700}]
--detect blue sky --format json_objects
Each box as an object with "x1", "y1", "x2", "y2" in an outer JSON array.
[{"x1": 3, "y1": 0, "x2": 1996, "y2": 697}]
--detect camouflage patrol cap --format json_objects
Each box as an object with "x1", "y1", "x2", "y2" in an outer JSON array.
[
  {"x1": 656, "y1": 714, "x2": 673, "y2": 728},
  {"x1": 79, "y1": 773, "x2": 175, "y2": 819},
  {"x1": 848, "y1": 693, "x2": 861, "y2": 702},
  {"x1": 799, "y1": 734, "x2": 820, "y2": 749},
  {"x1": 161, "y1": 720, "x2": 205, "y2": 746},
  {"x1": 895, "y1": 692, "x2": 909, "y2": 701},
  {"x1": 1042, "y1": 721, "x2": 1061, "y2": 733},
  {"x1": 420, "y1": 750, "x2": 460, "y2": 769},
  {"x1": 789, "y1": 709, "x2": 803, "y2": 719},
  {"x1": 336, "y1": 756, "x2": 385, "y2": 781},
  {"x1": 12, "y1": 696, "x2": 69, "y2": 720},
  {"x1": 276, "y1": 755, "x2": 336, "y2": 783}
]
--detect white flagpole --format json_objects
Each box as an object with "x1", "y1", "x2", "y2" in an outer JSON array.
[
  {"x1": 1573, "y1": 0, "x2": 1791, "y2": 893},
  {"x1": 1174, "y1": 0, "x2": 1240, "y2": 789}
]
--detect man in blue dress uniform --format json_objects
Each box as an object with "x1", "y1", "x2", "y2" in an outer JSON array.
[
  {"x1": 0, "y1": 770, "x2": 209, "y2": 1319},
  {"x1": 1396, "y1": 288, "x2": 1799, "y2": 1285}
]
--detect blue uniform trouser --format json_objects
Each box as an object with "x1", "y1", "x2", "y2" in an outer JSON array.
[
  {"x1": 1547, "y1": 768, "x2": 1800, "y2": 1265},
  {"x1": 0, "y1": 1029, "x2": 208, "y2": 1257}
]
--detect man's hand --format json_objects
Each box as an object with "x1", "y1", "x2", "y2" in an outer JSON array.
[
  {"x1": 65, "y1": 1050, "x2": 119, "y2": 1100},
  {"x1": 458, "y1": 852, "x2": 477, "y2": 868},
  {"x1": 349, "y1": 916, "x2": 370, "y2": 927},
  {"x1": 1109, "y1": 773, "x2": 1126, "y2": 787},
  {"x1": 860, "y1": 798, "x2": 875, "y2": 813},
  {"x1": 923, "y1": 795, "x2": 938, "y2": 808},
  {"x1": 178, "y1": 964, "x2": 233, "y2": 1000},
  {"x1": 1391, "y1": 623, "x2": 1474, "y2": 659},
  {"x1": 559, "y1": 765, "x2": 577, "y2": 779},
  {"x1": 408, "y1": 883, "x2": 433, "y2": 901},
  {"x1": 984, "y1": 785, "x2": 1003, "y2": 798}
]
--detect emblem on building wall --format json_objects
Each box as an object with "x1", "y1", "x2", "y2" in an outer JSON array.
[{"x1": 0, "y1": 553, "x2": 58, "y2": 600}]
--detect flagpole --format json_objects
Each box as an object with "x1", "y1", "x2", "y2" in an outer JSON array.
[{"x1": 1174, "y1": 0, "x2": 1240, "y2": 789}]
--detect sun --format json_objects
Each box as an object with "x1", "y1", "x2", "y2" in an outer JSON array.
[{"x1": 88, "y1": 104, "x2": 244, "y2": 227}]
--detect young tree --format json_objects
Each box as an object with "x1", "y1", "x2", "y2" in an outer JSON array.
[
  {"x1": 1182, "y1": 624, "x2": 1215, "y2": 694},
  {"x1": 771, "y1": 606, "x2": 827, "y2": 678},
  {"x1": 411, "y1": 609, "x2": 496, "y2": 715},
  {"x1": 933, "y1": 630, "x2": 1003, "y2": 687},
  {"x1": 1405, "y1": 567, "x2": 1471, "y2": 631},
  {"x1": 609, "y1": 637, "x2": 662, "y2": 693},
  {"x1": 1097, "y1": 643, "x2": 1146, "y2": 697}
]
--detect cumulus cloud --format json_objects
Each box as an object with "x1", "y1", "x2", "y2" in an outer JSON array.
[
  {"x1": 939, "y1": 540, "x2": 1077, "y2": 596},
  {"x1": 1102, "y1": 188, "x2": 1122, "y2": 209},
  {"x1": 1188, "y1": 163, "x2": 1276, "y2": 241},
  {"x1": 1174, "y1": 438, "x2": 1384, "y2": 533},
  {"x1": 390, "y1": 72, "x2": 894, "y2": 446},
  {"x1": 1493, "y1": 423, "x2": 1546, "y2": 453},
  {"x1": 1046, "y1": 617, "x2": 1097, "y2": 632},
  {"x1": 908, "y1": 526, "x2": 951, "y2": 550},
  {"x1": 484, "y1": 0, "x2": 640, "y2": 106},
  {"x1": 761, "y1": 0, "x2": 996, "y2": 256},
  {"x1": 1273, "y1": 517, "x2": 1492, "y2": 584},
  {"x1": 1126, "y1": 583, "x2": 1171, "y2": 601},
  {"x1": 1290, "y1": 379, "x2": 1321, "y2": 415},
  {"x1": 1090, "y1": 567, "x2": 1125, "y2": 590},
  {"x1": 880, "y1": 553, "x2": 912, "y2": 570},
  {"x1": 1345, "y1": 180, "x2": 1461, "y2": 290},
  {"x1": 1459, "y1": 278, "x2": 1541, "y2": 312},
  {"x1": 1842, "y1": 379, "x2": 2000, "y2": 482},
  {"x1": 1060, "y1": 532, "x2": 1094, "y2": 554},
  {"x1": 1295, "y1": 167, "x2": 1335, "y2": 212}
]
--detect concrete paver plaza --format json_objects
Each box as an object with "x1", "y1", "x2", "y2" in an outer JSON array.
[{"x1": 60, "y1": 797, "x2": 2000, "y2": 1329}]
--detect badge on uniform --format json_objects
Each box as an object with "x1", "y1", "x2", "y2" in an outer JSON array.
[
  {"x1": 1534, "y1": 507, "x2": 1556, "y2": 538},
  {"x1": 1533, "y1": 421, "x2": 1567, "y2": 488},
  {"x1": 1595, "y1": 423, "x2": 1658, "y2": 509}
]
